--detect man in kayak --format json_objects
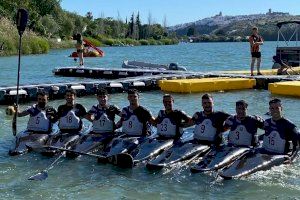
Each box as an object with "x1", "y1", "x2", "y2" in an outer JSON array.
[
  {"x1": 14, "y1": 91, "x2": 57, "y2": 134},
  {"x1": 10, "y1": 91, "x2": 57, "y2": 155},
  {"x1": 104, "y1": 89, "x2": 155, "y2": 156},
  {"x1": 191, "y1": 93, "x2": 230, "y2": 146},
  {"x1": 224, "y1": 100, "x2": 264, "y2": 147},
  {"x1": 155, "y1": 94, "x2": 191, "y2": 141},
  {"x1": 249, "y1": 27, "x2": 264, "y2": 76},
  {"x1": 261, "y1": 98, "x2": 299, "y2": 157},
  {"x1": 57, "y1": 88, "x2": 88, "y2": 133},
  {"x1": 87, "y1": 88, "x2": 122, "y2": 134},
  {"x1": 117, "y1": 89, "x2": 155, "y2": 136}
]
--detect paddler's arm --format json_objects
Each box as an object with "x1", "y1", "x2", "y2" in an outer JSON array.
[{"x1": 14, "y1": 104, "x2": 29, "y2": 117}]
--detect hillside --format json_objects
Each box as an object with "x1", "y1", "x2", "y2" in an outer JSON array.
[{"x1": 169, "y1": 10, "x2": 300, "y2": 41}]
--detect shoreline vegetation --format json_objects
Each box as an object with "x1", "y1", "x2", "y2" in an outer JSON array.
[
  {"x1": 0, "y1": 0, "x2": 179, "y2": 57},
  {"x1": 1, "y1": 1, "x2": 298, "y2": 57}
]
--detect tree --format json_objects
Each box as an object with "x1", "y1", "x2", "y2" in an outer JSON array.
[
  {"x1": 128, "y1": 12, "x2": 135, "y2": 39},
  {"x1": 136, "y1": 12, "x2": 142, "y2": 39},
  {"x1": 86, "y1": 11, "x2": 93, "y2": 20},
  {"x1": 40, "y1": 14, "x2": 59, "y2": 38}
]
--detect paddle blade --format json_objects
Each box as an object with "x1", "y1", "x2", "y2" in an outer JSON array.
[
  {"x1": 28, "y1": 171, "x2": 48, "y2": 181},
  {"x1": 114, "y1": 153, "x2": 134, "y2": 168},
  {"x1": 16, "y1": 9, "x2": 28, "y2": 36}
]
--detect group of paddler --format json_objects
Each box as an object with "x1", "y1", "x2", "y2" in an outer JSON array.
[{"x1": 9, "y1": 88, "x2": 300, "y2": 180}]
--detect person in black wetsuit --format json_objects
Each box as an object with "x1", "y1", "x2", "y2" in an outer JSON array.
[
  {"x1": 117, "y1": 89, "x2": 155, "y2": 137},
  {"x1": 154, "y1": 94, "x2": 191, "y2": 141},
  {"x1": 224, "y1": 100, "x2": 264, "y2": 147},
  {"x1": 261, "y1": 98, "x2": 299, "y2": 157},
  {"x1": 191, "y1": 93, "x2": 230, "y2": 146},
  {"x1": 57, "y1": 88, "x2": 88, "y2": 134}
]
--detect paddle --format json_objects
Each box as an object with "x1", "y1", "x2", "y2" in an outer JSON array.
[
  {"x1": 28, "y1": 152, "x2": 66, "y2": 181},
  {"x1": 26, "y1": 142, "x2": 107, "y2": 159},
  {"x1": 12, "y1": 9, "x2": 28, "y2": 136}
]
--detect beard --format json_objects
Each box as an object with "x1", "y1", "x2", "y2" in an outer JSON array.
[{"x1": 38, "y1": 102, "x2": 46, "y2": 108}]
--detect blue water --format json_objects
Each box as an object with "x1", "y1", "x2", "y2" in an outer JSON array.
[
  {"x1": 0, "y1": 41, "x2": 283, "y2": 86},
  {"x1": 0, "y1": 42, "x2": 299, "y2": 199}
]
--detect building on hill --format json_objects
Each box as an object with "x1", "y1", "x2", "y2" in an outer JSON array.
[{"x1": 267, "y1": 9, "x2": 289, "y2": 16}]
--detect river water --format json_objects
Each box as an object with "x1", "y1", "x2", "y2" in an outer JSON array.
[{"x1": 0, "y1": 42, "x2": 299, "y2": 199}]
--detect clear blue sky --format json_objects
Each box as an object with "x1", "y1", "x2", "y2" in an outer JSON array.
[{"x1": 61, "y1": 0, "x2": 299, "y2": 26}]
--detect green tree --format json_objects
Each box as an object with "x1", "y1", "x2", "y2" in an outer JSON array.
[
  {"x1": 136, "y1": 12, "x2": 142, "y2": 39},
  {"x1": 39, "y1": 15, "x2": 59, "y2": 38}
]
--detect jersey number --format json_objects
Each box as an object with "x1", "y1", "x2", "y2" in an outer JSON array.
[
  {"x1": 36, "y1": 116, "x2": 40, "y2": 124},
  {"x1": 128, "y1": 121, "x2": 133, "y2": 128},
  {"x1": 268, "y1": 136, "x2": 275, "y2": 146},
  {"x1": 200, "y1": 125, "x2": 205, "y2": 133},
  {"x1": 99, "y1": 119, "x2": 106, "y2": 127},
  {"x1": 65, "y1": 116, "x2": 73, "y2": 123},
  {"x1": 160, "y1": 124, "x2": 167, "y2": 132},
  {"x1": 235, "y1": 131, "x2": 239, "y2": 140}
]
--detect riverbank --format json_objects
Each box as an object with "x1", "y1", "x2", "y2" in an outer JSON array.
[{"x1": 0, "y1": 17, "x2": 178, "y2": 57}]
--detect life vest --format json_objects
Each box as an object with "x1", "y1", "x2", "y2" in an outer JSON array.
[
  {"x1": 27, "y1": 106, "x2": 50, "y2": 132},
  {"x1": 262, "y1": 130, "x2": 286, "y2": 154},
  {"x1": 121, "y1": 107, "x2": 143, "y2": 136},
  {"x1": 194, "y1": 118, "x2": 217, "y2": 142},
  {"x1": 157, "y1": 110, "x2": 177, "y2": 137},
  {"x1": 59, "y1": 109, "x2": 81, "y2": 130},
  {"x1": 93, "y1": 112, "x2": 114, "y2": 133},
  {"x1": 228, "y1": 124, "x2": 252, "y2": 146}
]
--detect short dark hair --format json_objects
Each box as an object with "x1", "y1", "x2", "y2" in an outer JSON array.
[
  {"x1": 269, "y1": 98, "x2": 281, "y2": 105},
  {"x1": 97, "y1": 88, "x2": 108, "y2": 96},
  {"x1": 236, "y1": 100, "x2": 248, "y2": 107},
  {"x1": 36, "y1": 91, "x2": 48, "y2": 97},
  {"x1": 252, "y1": 27, "x2": 258, "y2": 31},
  {"x1": 163, "y1": 94, "x2": 174, "y2": 101},
  {"x1": 202, "y1": 93, "x2": 213, "y2": 100},
  {"x1": 128, "y1": 89, "x2": 139, "y2": 96},
  {"x1": 65, "y1": 88, "x2": 76, "y2": 96}
]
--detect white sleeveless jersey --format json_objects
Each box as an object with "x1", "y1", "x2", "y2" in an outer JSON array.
[
  {"x1": 194, "y1": 118, "x2": 217, "y2": 141},
  {"x1": 157, "y1": 118, "x2": 177, "y2": 137},
  {"x1": 93, "y1": 113, "x2": 114, "y2": 133},
  {"x1": 27, "y1": 110, "x2": 50, "y2": 132},
  {"x1": 59, "y1": 109, "x2": 81, "y2": 130},
  {"x1": 228, "y1": 125, "x2": 252, "y2": 146},
  {"x1": 122, "y1": 115, "x2": 143, "y2": 136},
  {"x1": 262, "y1": 130, "x2": 286, "y2": 154}
]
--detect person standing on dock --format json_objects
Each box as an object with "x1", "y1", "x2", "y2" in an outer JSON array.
[
  {"x1": 75, "y1": 33, "x2": 84, "y2": 67},
  {"x1": 249, "y1": 27, "x2": 264, "y2": 76}
]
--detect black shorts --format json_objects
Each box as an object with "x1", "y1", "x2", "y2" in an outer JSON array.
[
  {"x1": 251, "y1": 52, "x2": 261, "y2": 58},
  {"x1": 77, "y1": 49, "x2": 84, "y2": 53}
]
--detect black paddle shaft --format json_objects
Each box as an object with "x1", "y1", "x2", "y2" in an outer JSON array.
[{"x1": 13, "y1": 9, "x2": 28, "y2": 136}]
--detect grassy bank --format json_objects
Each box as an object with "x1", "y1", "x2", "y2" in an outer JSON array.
[{"x1": 0, "y1": 17, "x2": 178, "y2": 57}]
